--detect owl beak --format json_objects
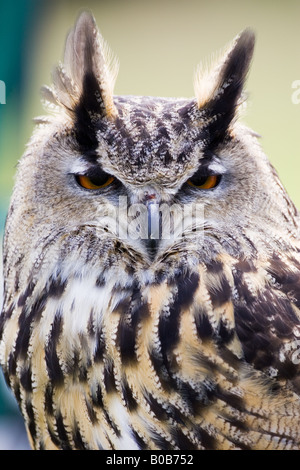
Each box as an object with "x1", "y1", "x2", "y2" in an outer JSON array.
[
  {"x1": 142, "y1": 192, "x2": 161, "y2": 259},
  {"x1": 147, "y1": 201, "x2": 160, "y2": 241},
  {"x1": 145, "y1": 201, "x2": 161, "y2": 259}
]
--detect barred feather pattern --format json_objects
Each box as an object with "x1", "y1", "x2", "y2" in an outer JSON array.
[
  {"x1": 1, "y1": 12, "x2": 300, "y2": 451},
  {"x1": 1, "y1": 234, "x2": 300, "y2": 450}
]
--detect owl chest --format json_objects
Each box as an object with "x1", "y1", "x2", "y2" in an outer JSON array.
[
  {"x1": 12, "y1": 255, "x2": 298, "y2": 450},
  {"x1": 16, "y1": 266, "x2": 203, "y2": 449},
  {"x1": 30, "y1": 268, "x2": 182, "y2": 446},
  {"x1": 9, "y1": 271, "x2": 143, "y2": 449}
]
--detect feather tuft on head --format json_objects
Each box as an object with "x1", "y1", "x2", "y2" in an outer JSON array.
[
  {"x1": 194, "y1": 29, "x2": 255, "y2": 145},
  {"x1": 41, "y1": 11, "x2": 119, "y2": 120}
]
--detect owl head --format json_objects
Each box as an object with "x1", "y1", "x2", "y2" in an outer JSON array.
[{"x1": 4, "y1": 11, "x2": 298, "y2": 286}]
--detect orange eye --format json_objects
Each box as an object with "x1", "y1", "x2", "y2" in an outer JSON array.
[
  {"x1": 187, "y1": 174, "x2": 219, "y2": 189},
  {"x1": 76, "y1": 174, "x2": 115, "y2": 190}
]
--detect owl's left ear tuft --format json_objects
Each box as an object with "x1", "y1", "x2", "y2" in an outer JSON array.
[
  {"x1": 194, "y1": 29, "x2": 255, "y2": 145},
  {"x1": 42, "y1": 11, "x2": 119, "y2": 122}
]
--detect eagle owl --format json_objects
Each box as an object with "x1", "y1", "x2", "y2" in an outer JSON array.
[{"x1": 1, "y1": 12, "x2": 300, "y2": 451}]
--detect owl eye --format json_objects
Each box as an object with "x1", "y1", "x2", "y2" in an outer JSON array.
[
  {"x1": 75, "y1": 171, "x2": 115, "y2": 190},
  {"x1": 187, "y1": 174, "x2": 220, "y2": 189}
]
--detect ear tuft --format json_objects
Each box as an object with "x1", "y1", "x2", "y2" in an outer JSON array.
[
  {"x1": 194, "y1": 29, "x2": 255, "y2": 145},
  {"x1": 43, "y1": 11, "x2": 118, "y2": 120}
]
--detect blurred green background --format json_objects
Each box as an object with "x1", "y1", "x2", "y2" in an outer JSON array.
[{"x1": 0, "y1": 0, "x2": 299, "y2": 450}]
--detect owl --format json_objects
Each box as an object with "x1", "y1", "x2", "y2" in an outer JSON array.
[{"x1": 1, "y1": 11, "x2": 300, "y2": 451}]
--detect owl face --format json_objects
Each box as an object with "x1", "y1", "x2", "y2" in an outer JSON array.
[{"x1": 5, "y1": 13, "x2": 297, "y2": 285}]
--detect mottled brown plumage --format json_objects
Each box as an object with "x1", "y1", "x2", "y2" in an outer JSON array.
[{"x1": 1, "y1": 12, "x2": 300, "y2": 450}]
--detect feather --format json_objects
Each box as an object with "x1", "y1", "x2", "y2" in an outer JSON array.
[
  {"x1": 194, "y1": 29, "x2": 255, "y2": 146},
  {"x1": 51, "y1": 11, "x2": 118, "y2": 119}
]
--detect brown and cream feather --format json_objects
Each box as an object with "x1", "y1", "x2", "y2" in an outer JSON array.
[{"x1": 1, "y1": 12, "x2": 300, "y2": 450}]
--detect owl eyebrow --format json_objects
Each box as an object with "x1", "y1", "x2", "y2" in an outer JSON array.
[
  {"x1": 206, "y1": 160, "x2": 227, "y2": 175},
  {"x1": 194, "y1": 155, "x2": 227, "y2": 176},
  {"x1": 70, "y1": 158, "x2": 104, "y2": 175}
]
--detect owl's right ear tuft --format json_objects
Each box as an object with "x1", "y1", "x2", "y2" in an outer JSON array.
[
  {"x1": 194, "y1": 29, "x2": 255, "y2": 146},
  {"x1": 42, "y1": 11, "x2": 119, "y2": 122}
]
